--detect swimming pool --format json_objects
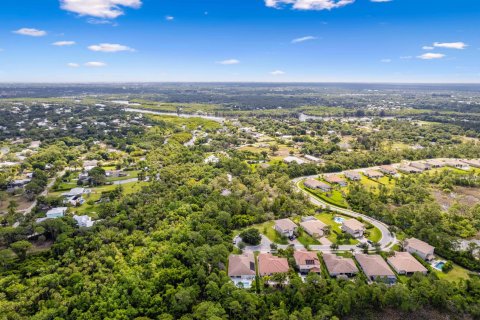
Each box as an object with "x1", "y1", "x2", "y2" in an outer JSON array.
[
  {"x1": 333, "y1": 216, "x2": 345, "y2": 224},
  {"x1": 433, "y1": 261, "x2": 445, "y2": 270}
]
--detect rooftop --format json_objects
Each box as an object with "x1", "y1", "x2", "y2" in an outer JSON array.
[
  {"x1": 355, "y1": 254, "x2": 395, "y2": 278},
  {"x1": 258, "y1": 253, "x2": 289, "y2": 276},
  {"x1": 387, "y1": 252, "x2": 428, "y2": 274},
  {"x1": 323, "y1": 253, "x2": 359, "y2": 275},
  {"x1": 228, "y1": 253, "x2": 256, "y2": 277}
]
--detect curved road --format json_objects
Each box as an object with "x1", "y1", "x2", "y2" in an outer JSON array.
[{"x1": 292, "y1": 175, "x2": 397, "y2": 252}]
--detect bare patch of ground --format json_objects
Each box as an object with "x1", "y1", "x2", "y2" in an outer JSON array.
[{"x1": 432, "y1": 186, "x2": 480, "y2": 211}]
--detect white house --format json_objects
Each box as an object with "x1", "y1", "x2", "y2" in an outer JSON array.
[{"x1": 73, "y1": 215, "x2": 94, "y2": 228}]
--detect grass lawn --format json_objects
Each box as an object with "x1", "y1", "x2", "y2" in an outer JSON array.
[
  {"x1": 365, "y1": 226, "x2": 382, "y2": 243},
  {"x1": 377, "y1": 176, "x2": 396, "y2": 189},
  {"x1": 250, "y1": 221, "x2": 289, "y2": 245},
  {"x1": 359, "y1": 176, "x2": 380, "y2": 191},
  {"x1": 315, "y1": 213, "x2": 359, "y2": 245},
  {"x1": 434, "y1": 263, "x2": 471, "y2": 282},
  {"x1": 106, "y1": 170, "x2": 139, "y2": 182}
]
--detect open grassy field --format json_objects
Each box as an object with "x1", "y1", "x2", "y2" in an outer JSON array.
[
  {"x1": 149, "y1": 114, "x2": 221, "y2": 131},
  {"x1": 434, "y1": 262, "x2": 471, "y2": 282}
]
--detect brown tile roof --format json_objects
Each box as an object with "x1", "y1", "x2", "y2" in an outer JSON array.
[
  {"x1": 365, "y1": 170, "x2": 383, "y2": 177},
  {"x1": 405, "y1": 238, "x2": 435, "y2": 254},
  {"x1": 342, "y1": 219, "x2": 365, "y2": 231},
  {"x1": 228, "y1": 253, "x2": 256, "y2": 277},
  {"x1": 300, "y1": 219, "x2": 327, "y2": 235},
  {"x1": 355, "y1": 254, "x2": 395, "y2": 278},
  {"x1": 379, "y1": 165, "x2": 397, "y2": 173},
  {"x1": 258, "y1": 253, "x2": 289, "y2": 276},
  {"x1": 387, "y1": 252, "x2": 428, "y2": 274},
  {"x1": 325, "y1": 175, "x2": 346, "y2": 184},
  {"x1": 293, "y1": 251, "x2": 320, "y2": 267},
  {"x1": 304, "y1": 179, "x2": 331, "y2": 189},
  {"x1": 323, "y1": 253, "x2": 358, "y2": 275},
  {"x1": 275, "y1": 218, "x2": 297, "y2": 231}
]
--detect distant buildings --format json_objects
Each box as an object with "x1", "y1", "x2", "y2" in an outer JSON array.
[
  {"x1": 364, "y1": 170, "x2": 384, "y2": 179},
  {"x1": 73, "y1": 215, "x2": 94, "y2": 228},
  {"x1": 283, "y1": 156, "x2": 306, "y2": 165},
  {"x1": 344, "y1": 171, "x2": 361, "y2": 181},
  {"x1": 304, "y1": 179, "x2": 331, "y2": 192},
  {"x1": 379, "y1": 165, "x2": 397, "y2": 175},
  {"x1": 324, "y1": 175, "x2": 347, "y2": 187},
  {"x1": 204, "y1": 155, "x2": 220, "y2": 164}
]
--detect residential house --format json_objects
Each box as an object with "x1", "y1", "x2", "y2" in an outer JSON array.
[
  {"x1": 426, "y1": 159, "x2": 446, "y2": 168},
  {"x1": 322, "y1": 253, "x2": 359, "y2": 278},
  {"x1": 324, "y1": 175, "x2": 347, "y2": 187},
  {"x1": 73, "y1": 215, "x2": 94, "y2": 228},
  {"x1": 274, "y1": 218, "x2": 298, "y2": 238},
  {"x1": 105, "y1": 170, "x2": 127, "y2": 178},
  {"x1": 405, "y1": 238, "x2": 435, "y2": 261},
  {"x1": 364, "y1": 170, "x2": 384, "y2": 179},
  {"x1": 344, "y1": 171, "x2": 361, "y2": 181},
  {"x1": 460, "y1": 159, "x2": 480, "y2": 168},
  {"x1": 444, "y1": 159, "x2": 470, "y2": 170},
  {"x1": 228, "y1": 253, "x2": 256, "y2": 288},
  {"x1": 355, "y1": 254, "x2": 396, "y2": 284},
  {"x1": 342, "y1": 219, "x2": 365, "y2": 238},
  {"x1": 294, "y1": 251, "x2": 321, "y2": 274},
  {"x1": 258, "y1": 253, "x2": 289, "y2": 276},
  {"x1": 46, "y1": 207, "x2": 68, "y2": 218},
  {"x1": 304, "y1": 179, "x2": 331, "y2": 192},
  {"x1": 397, "y1": 165, "x2": 423, "y2": 174},
  {"x1": 204, "y1": 155, "x2": 220, "y2": 164},
  {"x1": 303, "y1": 155, "x2": 323, "y2": 163},
  {"x1": 300, "y1": 218, "x2": 327, "y2": 238},
  {"x1": 283, "y1": 156, "x2": 306, "y2": 165},
  {"x1": 387, "y1": 252, "x2": 428, "y2": 275},
  {"x1": 410, "y1": 162, "x2": 431, "y2": 171},
  {"x1": 83, "y1": 160, "x2": 99, "y2": 171},
  {"x1": 379, "y1": 165, "x2": 397, "y2": 175}
]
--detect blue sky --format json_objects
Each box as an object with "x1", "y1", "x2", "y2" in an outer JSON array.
[{"x1": 1, "y1": 0, "x2": 479, "y2": 82}]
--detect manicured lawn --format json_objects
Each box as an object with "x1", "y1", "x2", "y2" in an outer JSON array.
[
  {"x1": 315, "y1": 213, "x2": 358, "y2": 245},
  {"x1": 359, "y1": 176, "x2": 380, "y2": 191},
  {"x1": 251, "y1": 221, "x2": 289, "y2": 245},
  {"x1": 366, "y1": 226, "x2": 382, "y2": 243},
  {"x1": 377, "y1": 176, "x2": 396, "y2": 189},
  {"x1": 105, "y1": 170, "x2": 139, "y2": 182},
  {"x1": 434, "y1": 262, "x2": 471, "y2": 282}
]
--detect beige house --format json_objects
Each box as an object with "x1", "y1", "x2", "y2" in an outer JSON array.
[
  {"x1": 304, "y1": 179, "x2": 331, "y2": 192},
  {"x1": 379, "y1": 165, "x2": 397, "y2": 175},
  {"x1": 258, "y1": 253, "x2": 289, "y2": 276},
  {"x1": 294, "y1": 251, "x2": 321, "y2": 274},
  {"x1": 365, "y1": 170, "x2": 384, "y2": 179},
  {"x1": 228, "y1": 253, "x2": 256, "y2": 287},
  {"x1": 410, "y1": 162, "x2": 431, "y2": 171},
  {"x1": 405, "y1": 238, "x2": 435, "y2": 261},
  {"x1": 341, "y1": 219, "x2": 365, "y2": 238},
  {"x1": 355, "y1": 254, "x2": 396, "y2": 284},
  {"x1": 387, "y1": 252, "x2": 428, "y2": 275},
  {"x1": 344, "y1": 171, "x2": 361, "y2": 181},
  {"x1": 324, "y1": 175, "x2": 347, "y2": 187},
  {"x1": 300, "y1": 219, "x2": 328, "y2": 238},
  {"x1": 323, "y1": 253, "x2": 359, "y2": 278},
  {"x1": 274, "y1": 218, "x2": 298, "y2": 238}
]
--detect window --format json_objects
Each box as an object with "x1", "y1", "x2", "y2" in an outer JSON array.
[{"x1": 306, "y1": 259, "x2": 315, "y2": 265}]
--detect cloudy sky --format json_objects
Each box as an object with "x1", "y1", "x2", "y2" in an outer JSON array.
[{"x1": 1, "y1": 0, "x2": 479, "y2": 82}]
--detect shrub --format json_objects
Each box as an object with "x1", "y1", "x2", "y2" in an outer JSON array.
[{"x1": 239, "y1": 228, "x2": 262, "y2": 245}]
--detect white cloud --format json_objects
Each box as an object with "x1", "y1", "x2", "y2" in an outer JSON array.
[
  {"x1": 380, "y1": 58, "x2": 392, "y2": 63},
  {"x1": 13, "y1": 28, "x2": 47, "y2": 37},
  {"x1": 88, "y1": 43, "x2": 134, "y2": 52},
  {"x1": 53, "y1": 41, "x2": 76, "y2": 46},
  {"x1": 422, "y1": 46, "x2": 434, "y2": 50},
  {"x1": 85, "y1": 61, "x2": 107, "y2": 67},
  {"x1": 291, "y1": 36, "x2": 316, "y2": 44},
  {"x1": 433, "y1": 42, "x2": 467, "y2": 50},
  {"x1": 418, "y1": 53, "x2": 445, "y2": 60},
  {"x1": 265, "y1": 0, "x2": 355, "y2": 10},
  {"x1": 60, "y1": 0, "x2": 142, "y2": 19},
  {"x1": 217, "y1": 59, "x2": 240, "y2": 65},
  {"x1": 165, "y1": 16, "x2": 174, "y2": 21},
  {"x1": 67, "y1": 63, "x2": 80, "y2": 67},
  {"x1": 270, "y1": 70, "x2": 285, "y2": 75}
]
